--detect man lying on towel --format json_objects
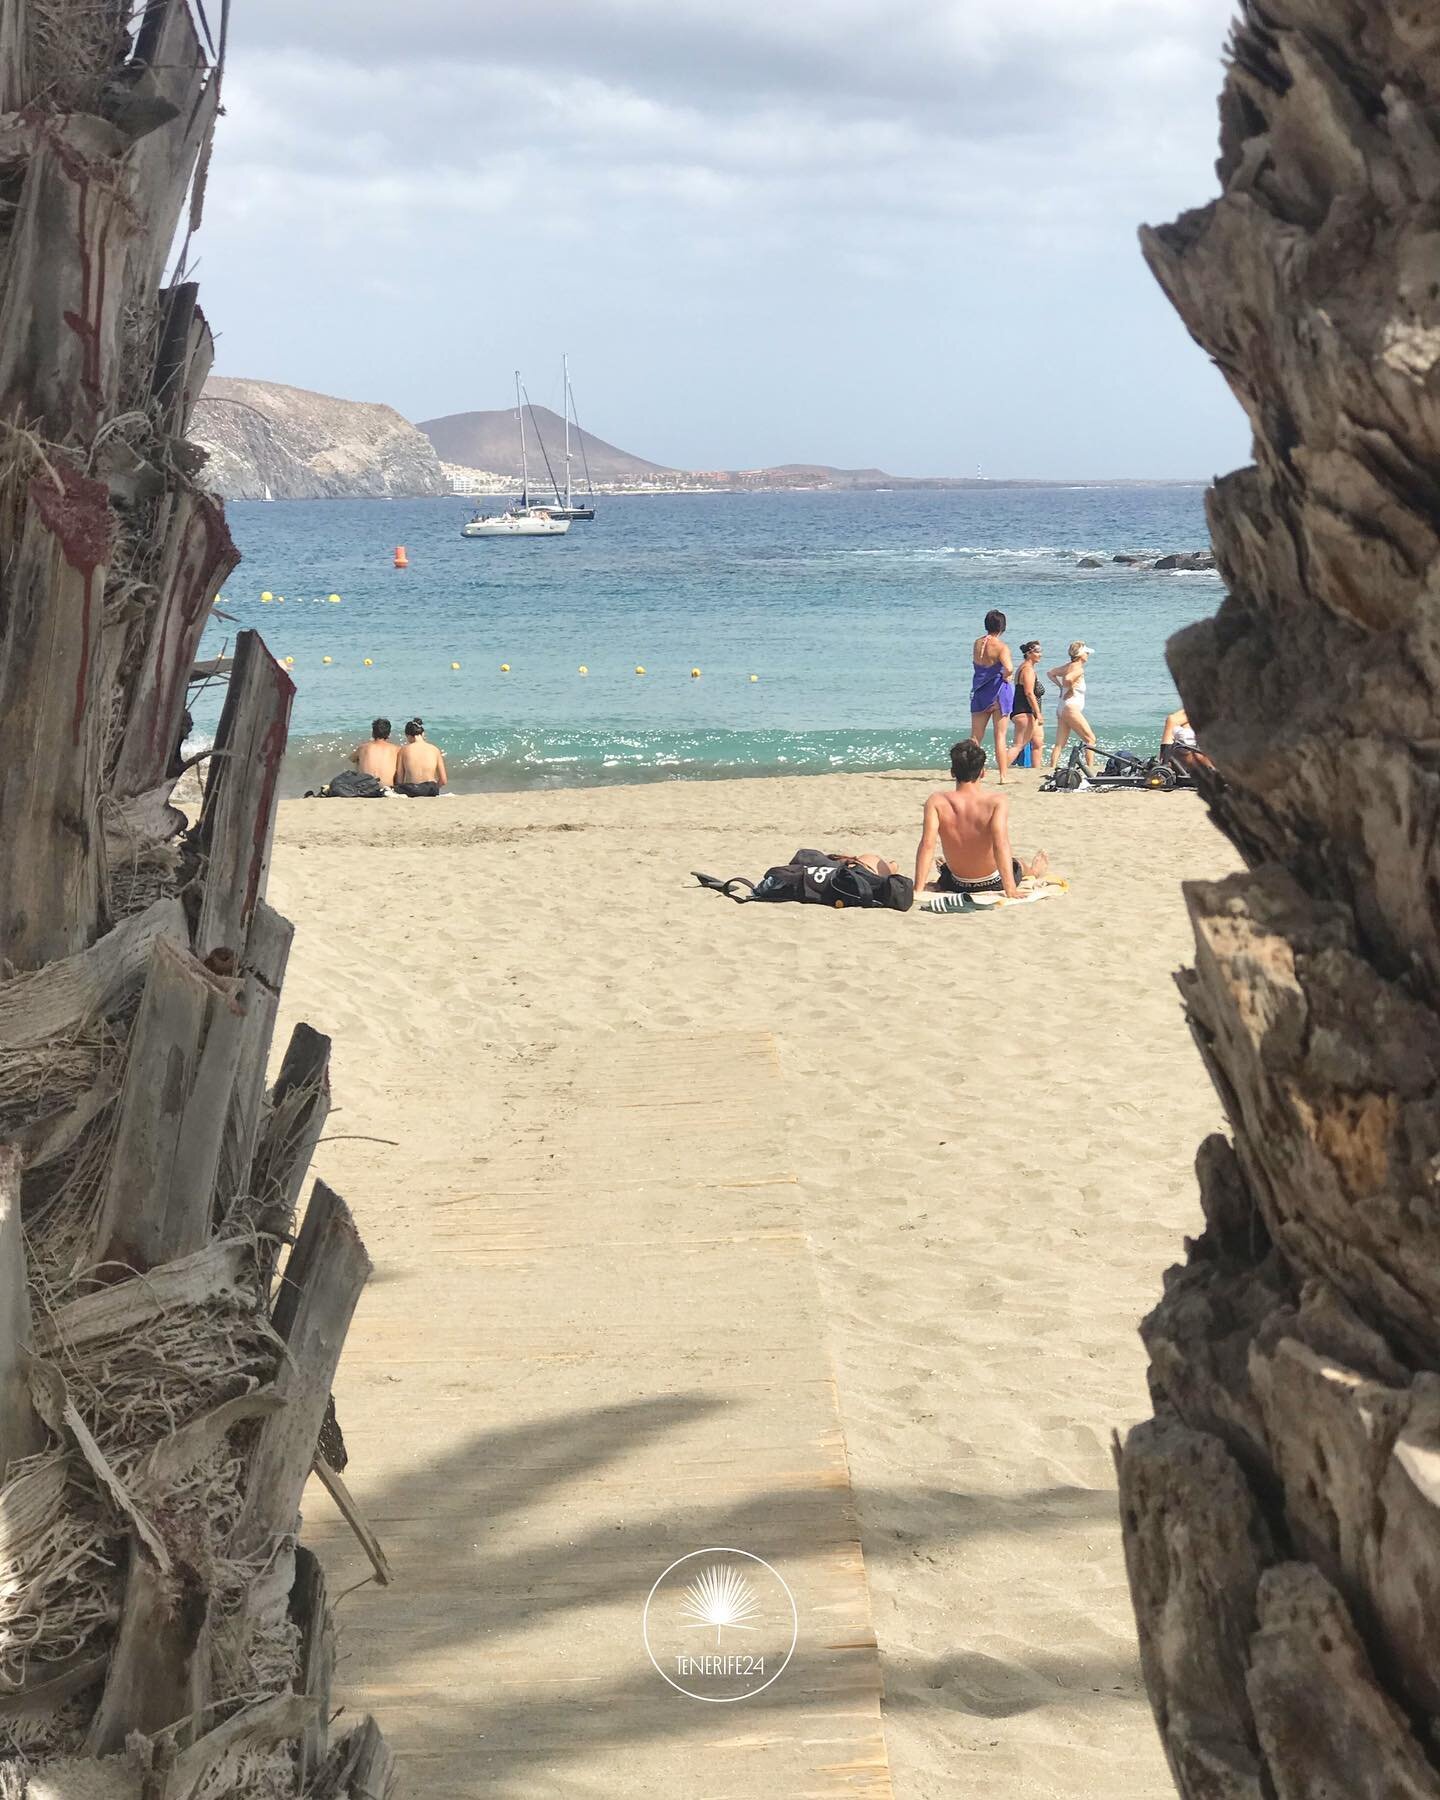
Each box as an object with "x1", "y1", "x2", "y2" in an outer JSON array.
[{"x1": 914, "y1": 740, "x2": 1049, "y2": 899}]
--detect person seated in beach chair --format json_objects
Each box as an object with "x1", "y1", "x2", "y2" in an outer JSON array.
[
  {"x1": 914, "y1": 740, "x2": 1049, "y2": 899},
  {"x1": 350, "y1": 717, "x2": 401, "y2": 788},
  {"x1": 393, "y1": 718, "x2": 448, "y2": 796}
]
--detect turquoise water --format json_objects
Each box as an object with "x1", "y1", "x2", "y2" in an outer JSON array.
[{"x1": 195, "y1": 488, "x2": 1220, "y2": 793}]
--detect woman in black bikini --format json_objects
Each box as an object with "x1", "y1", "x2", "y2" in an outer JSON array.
[{"x1": 1009, "y1": 640, "x2": 1044, "y2": 769}]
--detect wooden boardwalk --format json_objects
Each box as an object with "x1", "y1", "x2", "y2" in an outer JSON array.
[{"x1": 303, "y1": 1029, "x2": 894, "y2": 1797}]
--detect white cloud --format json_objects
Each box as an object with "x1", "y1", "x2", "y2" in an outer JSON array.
[
  {"x1": 212, "y1": 1, "x2": 1232, "y2": 244},
  {"x1": 199, "y1": 0, "x2": 1248, "y2": 476}
]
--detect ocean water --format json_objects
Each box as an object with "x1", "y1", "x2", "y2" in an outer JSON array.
[{"x1": 194, "y1": 487, "x2": 1222, "y2": 793}]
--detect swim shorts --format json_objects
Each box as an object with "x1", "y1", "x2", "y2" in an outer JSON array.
[{"x1": 937, "y1": 859, "x2": 1023, "y2": 895}]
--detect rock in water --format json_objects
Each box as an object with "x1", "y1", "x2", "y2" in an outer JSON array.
[
  {"x1": 1154, "y1": 551, "x2": 1218, "y2": 571},
  {"x1": 1077, "y1": 555, "x2": 1105, "y2": 568},
  {"x1": 193, "y1": 378, "x2": 449, "y2": 501}
]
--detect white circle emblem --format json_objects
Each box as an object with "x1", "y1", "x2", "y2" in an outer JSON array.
[{"x1": 642, "y1": 1547, "x2": 798, "y2": 1702}]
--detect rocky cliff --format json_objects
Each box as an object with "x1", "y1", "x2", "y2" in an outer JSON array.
[{"x1": 193, "y1": 377, "x2": 449, "y2": 500}]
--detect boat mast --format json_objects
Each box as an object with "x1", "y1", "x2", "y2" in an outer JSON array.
[
  {"x1": 563, "y1": 353, "x2": 572, "y2": 509},
  {"x1": 522, "y1": 382, "x2": 564, "y2": 505},
  {"x1": 515, "y1": 368, "x2": 528, "y2": 508},
  {"x1": 569, "y1": 377, "x2": 596, "y2": 498}
]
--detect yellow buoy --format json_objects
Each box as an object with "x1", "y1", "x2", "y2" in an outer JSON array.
[
  {"x1": 328, "y1": 593, "x2": 341, "y2": 603},
  {"x1": 260, "y1": 590, "x2": 273, "y2": 601},
  {"x1": 749, "y1": 673, "x2": 759, "y2": 682},
  {"x1": 691, "y1": 667, "x2": 701, "y2": 678},
  {"x1": 283, "y1": 655, "x2": 295, "y2": 666},
  {"x1": 322, "y1": 655, "x2": 332, "y2": 665},
  {"x1": 500, "y1": 663, "x2": 510, "y2": 673},
  {"x1": 578, "y1": 665, "x2": 588, "y2": 675},
  {"x1": 451, "y1": 661, "x2": 461, "y2": 670},
  {"x1": 635, "y1": 665, "x2": 646, "y2": 676},
  {"x1": 363, "y1": 658, "x2": 373, "y2": 667}
]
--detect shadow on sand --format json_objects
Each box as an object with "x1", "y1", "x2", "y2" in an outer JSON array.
[{"x1": 319, "y1": 1391, "x2": 1142, "y2": 1791}]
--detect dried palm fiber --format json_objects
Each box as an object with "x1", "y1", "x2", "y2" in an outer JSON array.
[
  {"x1": 19, "y1": 0, "x2": 129, "y2": 111},
  {"x1": 103, "y1": 847, "x2": 180, "y2": 925},
  {"x1": 0, "y1": 1031, "x2": 117, "y2": 1142},
  {"x1": 192, "y1": 1747, "x2": 296, "y2": 1800},
  {"x1": 0, "y1": 1455, "x2": 113, "y2": 1689},
  {"x1": 0, "y1": 1263, "x2": 283, "y2": 1712},
  {"x1": 21, "y1": 1116, "x2": 119, "y2": 1290},
  {"x1": 0, "y1": 0, "x2": 394, "y2": 1787}
]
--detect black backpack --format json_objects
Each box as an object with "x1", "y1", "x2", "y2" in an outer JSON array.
[
  {"x1": 695, "y1": 848, "x2": 913, "y2": 912},
  {"x1": 319, "y1": 769, "x2": 386, "y2": 798}
]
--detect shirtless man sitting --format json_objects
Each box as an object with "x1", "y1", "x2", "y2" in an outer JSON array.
[
  {"x1": 350, "y1": 717, "x2": 400, "y2": 787},
  {"x1": 393, "y1": 718, "x2": 448, "y2": 797},
  {"x1": 914, "y1": 739, "x2": 1048, "y2": 900}
]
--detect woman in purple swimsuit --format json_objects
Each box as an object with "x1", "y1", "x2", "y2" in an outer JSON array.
[{"x1": 969, "y1": 608, "x2": 1014, "y2": 782}]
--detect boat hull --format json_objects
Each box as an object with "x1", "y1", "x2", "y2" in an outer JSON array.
[{"x1": 462, "y1": 516, "x2": 570, "y2": 537}]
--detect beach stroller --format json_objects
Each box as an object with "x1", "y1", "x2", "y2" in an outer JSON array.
[{"x1": 1041, "y1": 741, "x2": 1190, "y2": 793}]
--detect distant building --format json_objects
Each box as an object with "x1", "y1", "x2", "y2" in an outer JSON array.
[{"x1": 444, "y1": 462, "x2": 521, "y2": 495}]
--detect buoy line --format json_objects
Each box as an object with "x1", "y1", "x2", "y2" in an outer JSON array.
[{"x1": 251, "y1": 652, "x2": 764, "y2": 678}]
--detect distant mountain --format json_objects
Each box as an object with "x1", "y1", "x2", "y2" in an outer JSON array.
[
  {"x1": 195, "y1": 378, "x2": 448, "y2": 500},
  {"x1": 192, "y1": 380, "x2": 1201, "y2": 498},
  {"x1": 419, "y1": 406, "x2": 674, "y2": 483}
]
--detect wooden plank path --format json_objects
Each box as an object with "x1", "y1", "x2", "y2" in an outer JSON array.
[{"x1": 303, "y1": 1029, "x2": 894, "y2": 1797}]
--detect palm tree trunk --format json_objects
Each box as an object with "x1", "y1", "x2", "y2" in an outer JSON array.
[
  {"x1": 0, "y1": 4, "x2": 392, "y2": 1790},
  {"x1": 1119, "y1": 6, "x2": 1440, "y2": 1794}
]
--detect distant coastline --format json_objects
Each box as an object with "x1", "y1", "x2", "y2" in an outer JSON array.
[
  {"x1": 201, "y1": 375, "x2": 1209, "y2": 502},
  {"x1": 250, "y1": 476, "x2": 1211, "y2": 499}
]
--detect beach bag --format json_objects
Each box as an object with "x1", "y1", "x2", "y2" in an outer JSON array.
[
  {"x1": 828, "y1": 862, "x2": 914, "y2": 912},
  {"x1": 322, "y1": 770, "x2": 386, "y2": 798},
  {"x1": 694, "y1": 851, "x2": 914, "y2": 912},
  {"x1": 751, "y1": 848, "x2": 830, "y2": 902},
  {"x1": 783, "y1": 849, "x2": 913, "y2": 910}
]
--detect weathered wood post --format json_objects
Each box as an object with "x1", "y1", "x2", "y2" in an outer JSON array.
[
  {"x1": 1118, "y1": 5, "x2": 1440, "y2": 1794},
  {"x1": 0, "y1": 4, "x2": 393, "y2": 1789}
]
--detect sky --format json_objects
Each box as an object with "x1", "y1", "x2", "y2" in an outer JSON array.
[{"x1": 198, "y1": 0, "x2": 1249, "y2": 480}]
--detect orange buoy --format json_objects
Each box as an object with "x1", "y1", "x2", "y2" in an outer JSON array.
[{"x1": 393, "y1": 545, "x2": 408, "y2": 569}]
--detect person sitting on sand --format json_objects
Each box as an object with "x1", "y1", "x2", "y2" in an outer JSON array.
[
  {"x1": 914, "y1": 740, "x2": 1048, "y2": 899},
  {"x1": 350, "y1": 717, "x2": 400, "y2": 787},
  {"x1": 1160, "y1": 707, "x2": 1215, "y2": 777},
  {"x1": 393, "y1": 718, "x2": 448, "y2": 797}
]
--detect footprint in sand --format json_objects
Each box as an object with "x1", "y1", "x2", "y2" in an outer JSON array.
[{"x1": 922, "y1": 1651, "x2": 1056, "y2": 1718}]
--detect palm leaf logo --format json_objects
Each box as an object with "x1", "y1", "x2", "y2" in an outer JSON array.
[{"x1": 680, "y1": 1562, "x2": 763, "y2": 1643}]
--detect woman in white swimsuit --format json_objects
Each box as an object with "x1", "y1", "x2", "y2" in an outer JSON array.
[{"x1": 1047, "y1": 641, "x2": 1096, "y2": 772}]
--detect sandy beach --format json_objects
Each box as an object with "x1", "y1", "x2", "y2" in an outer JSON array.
[{"x1": 269, "y1": 771, "x2": 1240, "y2": 1797}]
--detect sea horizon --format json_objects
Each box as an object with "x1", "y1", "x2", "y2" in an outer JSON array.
[{"x1": 237, "y1": 474, "x2": 1215, "y2": 498}]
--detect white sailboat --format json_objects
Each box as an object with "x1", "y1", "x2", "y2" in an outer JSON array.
[
  {"x1": 461, "y1": 371, "x2": 571, "y2": 538},
  {"x1": 544, "y1": 355, "x2": 596, "y2": 521}
]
